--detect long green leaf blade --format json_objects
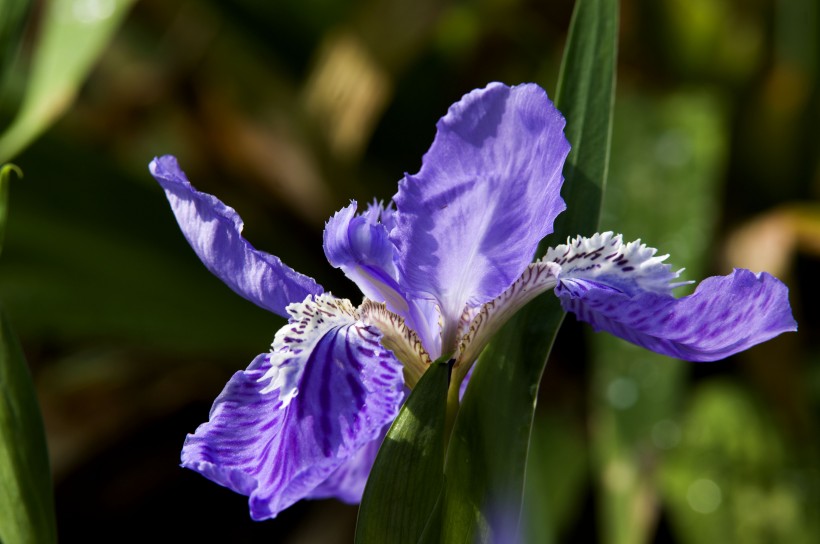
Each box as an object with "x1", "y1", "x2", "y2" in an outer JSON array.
[
  {"x1": 0, "y1": 0, "x2": 136, "y2": 163},
  {"x1": 551, "y1": 0, "x2": 619, "y2": 241},
  {"x1": 0, "y1": 312, "x2": 57, "y2": 544},
  {"x1": 355, "y1": 358, "x2": 450, "y2": 544},
  {"x1": 438, "y1": 1, "x2": 619, "y2": 541}
]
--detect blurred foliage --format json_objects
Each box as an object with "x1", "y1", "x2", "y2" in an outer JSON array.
[
  {"x1": 0, "y1": 0, "x2": 817, "y2": 542},
  {"x1": 0, "y1": 0, "x2": 136, "y2": 162},
  {"x1": 0, "y1": 310, "x2": 57, "y2": 544},
  {"x1": 0, "y1": 164, "x2": 57, "y2": 544},
  {"x1": 589, "y1": 90, "x2": 725, "y2": 544}
]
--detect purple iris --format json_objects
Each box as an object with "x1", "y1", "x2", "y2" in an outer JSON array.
[{"x1": 150, "y1": 82, "x2": 796, "y2": 520}]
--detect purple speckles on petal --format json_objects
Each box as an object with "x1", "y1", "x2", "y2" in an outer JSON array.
[{"x1": 180, "y1": 295, "x2": 404, "y2": 520}]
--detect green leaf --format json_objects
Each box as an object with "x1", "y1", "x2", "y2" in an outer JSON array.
[
  {"x1": 436, "y1": 1, "x2": 619, "y2": 541},
  {"x1": 440, "y1": 298, "x2": 566, "y2": 542},
  {"x1": 521, "y1": 413, "x2": 589, "y2": 544},
  {"x1": 355, "y1": 357, "x2": 450, "y2": 544},
  {"x1": 0, "y1": 0, "x2": 136, "y2": 163},
  {"x1": 0, "y1": 311, "x2": 57, "y2": 544},
  {"x1": 0, "y1": 163, "x2": 22, "y2": 257},
  {"x1": 550, "y1": 0, "x2": 619, "y2": 242},
  {"x1": 0, "y1": 0, "x2": 32, "y2": 88}
]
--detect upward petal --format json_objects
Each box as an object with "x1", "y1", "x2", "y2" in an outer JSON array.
[
  {"x1": 392, "y1": 83, "x2": 569, "y2": 348},
  {"x1": 323, "y1": 201, "x2": 406, "y2": 314},
  {"x1": 181, "y1": 294, "x2": 405, "y2": 520},
  {"x1": 557, "y1": 268, "x2": 797, "y2": 362},
  {"x1": 323, "y1": 201, "x2": 442, "y2": 354},
  {"x1": 150, "y1": 155, "x2": 322, "y2": 318}
]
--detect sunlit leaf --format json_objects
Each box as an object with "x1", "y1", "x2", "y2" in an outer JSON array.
[
  {"x1": 355, "y1": 357, "x2": 449, "y2": 544},
  {"x1": 551, "y1": 0, "x2": 619, "y2": 240},
  {"x1": 0, "y1": 311, "x2": 57, "y2": 544},
  {"x1": 436, "y1": 1, "x2": 619, "y2": 541},
  {"x1": 0, "y1": 0, "x2": 136, "y2": 163}
]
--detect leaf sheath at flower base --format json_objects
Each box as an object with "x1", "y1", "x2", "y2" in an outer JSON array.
[{"x1": 355, "y1": 357, "x2": 450, "y2": 544}]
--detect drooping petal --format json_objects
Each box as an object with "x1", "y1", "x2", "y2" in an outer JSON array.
[
  {"x1": 150, "y1": 155, "x2": 322, "y2": 318},
  {"x1": 556, "y1": 268, "x2": 797, "y2": 362},
  {"x1": 180, "y1": 353, "x2": 274, "y2": 498},
  {"x1": 306, "y1": 427, "x2": 386, "y2": 504},
  {"x1": 392, "y1": 82, "x2": 569, "y2": 348},
  {"x1": 180, "y1": 294, "x2": 405, "y2": 520}
]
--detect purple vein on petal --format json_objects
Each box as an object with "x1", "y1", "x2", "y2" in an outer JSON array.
[
  {"x1": 181, "y1": 294, "x2": 405, "y2": 520},
  {"x1": 392, "y1": 82, "x2": 569, "y2": 349},
  {"x1": 557, "y1": 268, "x2": 797, "y2": 361}
]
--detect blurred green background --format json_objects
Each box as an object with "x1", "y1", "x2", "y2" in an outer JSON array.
[{"x1": 1, "y1": 0, "x2": 818, "y2": 542}]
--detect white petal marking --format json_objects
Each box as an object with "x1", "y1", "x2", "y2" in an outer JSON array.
[
  {"x1": 259, "y1": 294, "x2": 358, "y2": 404},
  {"x1": 545, "y1": 232, "x2": 689, "y2": 296}
]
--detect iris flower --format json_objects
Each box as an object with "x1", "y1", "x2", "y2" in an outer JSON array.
[{"x1": 150, "y1": 82, "x2": 796, "y2": 520}]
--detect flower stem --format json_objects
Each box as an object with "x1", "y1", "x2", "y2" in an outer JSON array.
[{"x1": 444, "y1": 364, "x2": 461, "y2": 452}]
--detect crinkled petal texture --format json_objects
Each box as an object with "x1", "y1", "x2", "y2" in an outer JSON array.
[
  {"x1": 180, "y1": 295, "x2": 405, "y2": 520},
  {"x1": 150, "y1": 155, "x2": 322, "y2": 318},
  {"x1": 393, "y1": 82, "x2": 569, "y2": 345},
  {"x1": 557, "y1": 268, "x2": 797, "y2": 362}
]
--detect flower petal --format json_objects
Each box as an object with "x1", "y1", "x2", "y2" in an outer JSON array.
[
  {"x1": 150, "y1": 155, "x2": 322, "y2": 318},
  {"x1": 359, "y1": 300, "x2": 432, "y2": 386},
  {"x1": 455, "y1": 261, "x2": 560, "y2": 378},
  {"x1": 323, "y1": 201, "x2": 405, "y2": 313},
  {"x1": 180, "y1": 294, "x2": 405, "y2": 519},
  {"x1": 305, "y1": 427, "x2": 386, "y2": 504},
  {"x1": 546, "y1": 232, "x2": 688, "y2": 296},
  {"x1": 556, "y1": 268, "x2": 797, "y2": 361},
  {"x1": 392, "y1": 82, "x2": 569, "y2": 348},
  {"x1": 323, "y1": 201, "x2": 442, "y2": 355},
  {"x1": 180, "y1": 353, "x2": 274, "y2": 498}
]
